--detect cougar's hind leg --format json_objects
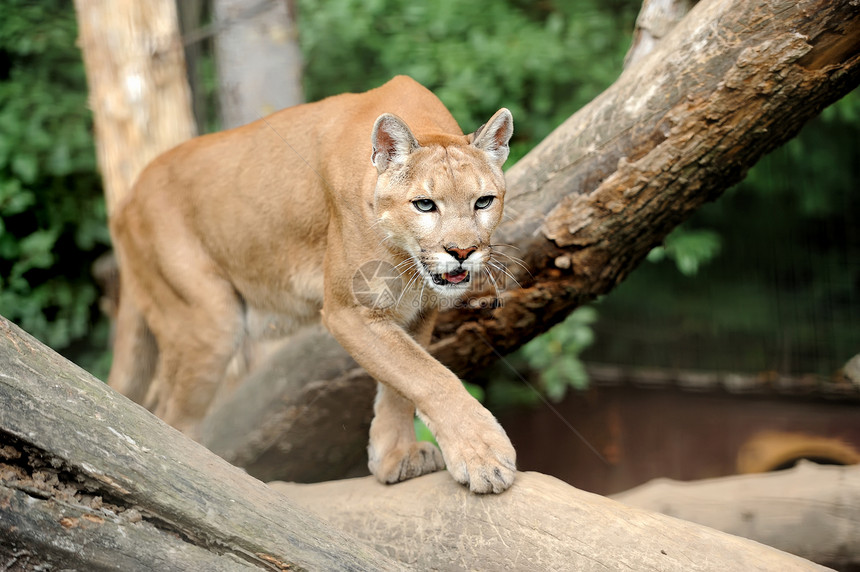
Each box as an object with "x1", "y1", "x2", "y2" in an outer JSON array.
[
  {"x1": 142, "y1": 268, "x2": 245, "y2": 439},
  {"x1": 368, "y1": 382, "x2": 445, "y2": 484},
  {"x1": 108, "y1": 283, "x2": 157, "y2": 405}
]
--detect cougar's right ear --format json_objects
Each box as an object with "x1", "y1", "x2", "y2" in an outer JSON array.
[
  {"x1": 471, "y1": 108, "x2": 513, "y2": 168},
  {"x1": 371, "y1": 113, "x2": 419, "y2": 173}
]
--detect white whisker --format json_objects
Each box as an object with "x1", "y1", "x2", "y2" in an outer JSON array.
[
  {"x1": 482, "y1": 267, "x2": 501, "y2": 299},
  {"x1": 394, "y1": 262, "x2": 415, "y2": 277},
  {"x1": 393, "y1": 258, "x2": 416, "y2": 272},
  {"x1": 396, "y1": 264, "x2": 423, "y2": 308},
  {"x1": 376, "y1": 232, "x2": 394, "y2": 250},
  {"x1": 418, "y1": 276, "x2": 427, "y2": 306},
  {"x1": 488, "y1": 260, "x2": 522, "y2": 290},
  {"x1": 489, "y1": 242, "x2": 521, "y2": 251},
  {"x1": 490, "y1": 250, "x2": 531, "y2": 276}
]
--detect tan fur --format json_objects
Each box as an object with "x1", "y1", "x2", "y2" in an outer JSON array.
[{"x1": 109, "y1": 76, "x2": 516, "y2": 493}]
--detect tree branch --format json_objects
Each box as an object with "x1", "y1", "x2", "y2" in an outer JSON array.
[{"x1": 613, "y1": 462, "x2": 860, "y2": 569}]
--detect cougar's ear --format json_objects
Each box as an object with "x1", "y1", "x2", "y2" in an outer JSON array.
[
  {"x1": 471, "y1": 108, "x2": 513, "y2": 167},
  {"x1": 371, "y1": 113, "x2": 419, "y2": 173}
]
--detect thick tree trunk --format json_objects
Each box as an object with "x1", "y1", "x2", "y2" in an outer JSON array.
[
  {"x1": 0, "y1": 317, "x2": 828, "y2": 571},
  {"x1": 73, "y1": 0, "x2": 195, "y2": 214},
  {"x1": 612, "y1": 462, "x2": 860, "y2": 570},
  {"x1": 213, "y1": 0, "x2": 304, "y2": 129},
  {"x1": 200, "y1": 0, "x2": 860, "y2": 483},
  {"x1": 200, "y1": 325, "x2": 374, "y2": 482}
]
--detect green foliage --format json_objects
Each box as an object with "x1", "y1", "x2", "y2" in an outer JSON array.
[
  {"x1": 585, "y1": 90, "x2": 860, "y2": 375},
  {"x1": 647, "y1": 228, "x2": 722, "y2": 277},
  {"x1": 0, "y1": 1, "x2": 110, "y2": 376},
  {"x1": 480, "y1": 307, "x2": 599, "y2": 409},
  {"x1": 413, "y1": 417, "x2": 436, "y2": 445},
  {"x1": 518, "y1": 307, "x2": 597, "y2": 401},
  {"x1": 298, "y1": 0, "x2": 638, "y2": 162}
]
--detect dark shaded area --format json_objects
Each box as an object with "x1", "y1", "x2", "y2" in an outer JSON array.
[
  {"x1": 502, "y1": 380, "x2": 860, "y2": 495},
  {"x1": 584, "y1": 102, "x2": 860, "y2": 376}
]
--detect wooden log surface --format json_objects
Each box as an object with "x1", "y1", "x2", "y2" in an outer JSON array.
[
  {"x1": 0, "y1": 316, "x2": 833, "y2": 570},
  {"x1": 270, "y1": 471, "x2": 830, "y2": 572},
  {"x1": 0, "y1": 317, "x2": 398, "y2": 571},
  {"x1": 612, "y1": 461, "x2": 860, "y2": 570}
]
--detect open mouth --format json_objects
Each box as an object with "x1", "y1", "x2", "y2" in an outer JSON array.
[{"x1": 431, "y1": 269, "x2": 470, "y2": 286}]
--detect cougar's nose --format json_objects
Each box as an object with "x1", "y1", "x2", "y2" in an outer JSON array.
[{"x1": 445, "y1": 245, "x2": 477, "y2": 262}]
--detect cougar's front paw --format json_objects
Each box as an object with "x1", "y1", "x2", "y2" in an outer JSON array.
[
  {"x1": 437, "y1": 408, "x2": 517, "y2": 494},
  {"x1": 369, "y1": 441, "x2": 446, "y2": 484}
]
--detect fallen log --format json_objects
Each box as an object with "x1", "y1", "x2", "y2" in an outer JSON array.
[
  {"x1": 0, "y1": 317, "x2": 397, "y2": 571},
  {"x1": 270, "y1": 471, "x2": 829, "y2": 571},
  {"x1": 0, "y1": 316, "x2": 830, "y2": 570},
  {"x1": 612, "y1": 461, "x2": 860, "y2": 570}
]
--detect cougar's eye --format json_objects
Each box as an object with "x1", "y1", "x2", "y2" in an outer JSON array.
[
  {"x1": 475, "y1": 196, "x2": 495, "y2": 210},
  {"x1": 413, "y1": 199, "x2": 437, "y2": 213}
]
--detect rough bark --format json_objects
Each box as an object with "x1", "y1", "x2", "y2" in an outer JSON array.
[
  {"x1": 0, "y1": 316, "x2": 829, "y2": 570},
  {"x1": 624, "y1": 0, "x2": 698, "y2": 68},
  {"x1": 612, "y1": 462, "x2": 860, "y2": 570},
  {"x1": 73, "y1": 0, "x2": 196, "y2": 215},
  {"x1": 213, "y1": 0, "x2": 304, "y2": 129},
  {"x1": 200, "y1": 0, "x2": 860, "y2": 483},
  {"x1": 0, "y1": 317, "x2": 398, "y2": 571},
  {"x1": 268, "y1": 471, "x2": 829, "y2": 571}
]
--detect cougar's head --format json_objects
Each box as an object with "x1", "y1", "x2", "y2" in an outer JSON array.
[{"x1": 371, "y1": 108, "x2": 513, "y2": 301}]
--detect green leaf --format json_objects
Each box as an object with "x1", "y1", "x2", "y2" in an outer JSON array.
[
  {"x1": 11, "y1": 153, "x2": 38, "y2": 184},
  {"x1": 11, "y1": 229, "x2": 58, "y2": 277},
  {"x1": 659, "y1": 228, "x2": 723, "y2": 276},
  {"x1": 414, "y1": 417, "x2": 438, "y2": 446},
  {"x1": 0, "y1": 179, "x2": 34, "y2": 215},
  {"x1": 462, "y1": 381, "x2": 486, "y2": 403}
]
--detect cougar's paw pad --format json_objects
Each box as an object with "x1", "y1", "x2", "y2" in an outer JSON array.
[
  {"x1": 372, "y1": 441, "x2": 446, "y2": 484},
  {"x1": 449, "y1": 454, "x2": 516, "y2": 494},
  {"x1": 439, "y1": 414, "x2": 517, "y2": 494}
]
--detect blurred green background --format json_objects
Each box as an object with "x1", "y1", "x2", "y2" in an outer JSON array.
[{"x1": 1, "y1": 0, "x2": 857, "y2": 406}]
